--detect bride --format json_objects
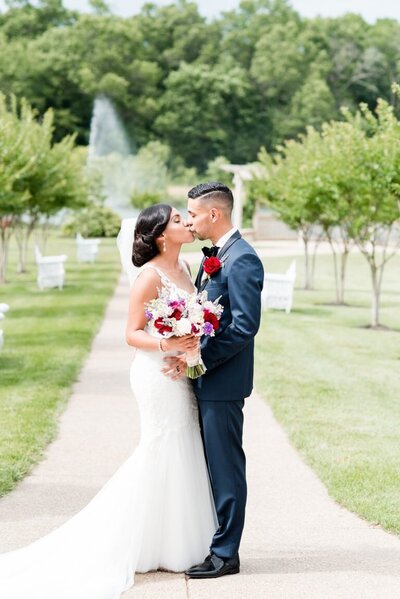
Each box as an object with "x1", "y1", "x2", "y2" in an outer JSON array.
[{"x1": 0, "y1": 203, "x2": 218, "y2": 599}]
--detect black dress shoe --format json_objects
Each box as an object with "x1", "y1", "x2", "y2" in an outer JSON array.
[
  {"x1": 185, "y1": 553, "x2": 240, "y2": 578},
  {"x1": 184, "y1": 553, "x2": 213, "y2": 574}
]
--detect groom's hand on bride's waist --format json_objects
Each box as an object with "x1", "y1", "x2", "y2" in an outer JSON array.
[{"x1": 162, "y1": 356, "x2": 187, "y2": 381}]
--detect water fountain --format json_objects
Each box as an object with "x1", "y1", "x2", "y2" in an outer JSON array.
[{"x1": 87, "y1": 95, "x2": 136, "y2": 217}]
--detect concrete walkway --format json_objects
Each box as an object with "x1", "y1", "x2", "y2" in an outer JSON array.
[{"x1": 1, "y1": 245, "x2": 400, "y2": 598}]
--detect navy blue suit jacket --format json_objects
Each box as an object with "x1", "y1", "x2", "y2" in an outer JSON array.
[{"x1": 192, "y1": 231, "x2": 264, "y2": 402}]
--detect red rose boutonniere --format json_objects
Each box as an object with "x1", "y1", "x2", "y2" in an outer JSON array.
[{"x1": 203, "y1": 256, "x2": 222, "y2": 278}]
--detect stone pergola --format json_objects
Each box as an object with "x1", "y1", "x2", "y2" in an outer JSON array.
[{"x1": 220, "y1": 163, "x2": 257, "y2": 229}]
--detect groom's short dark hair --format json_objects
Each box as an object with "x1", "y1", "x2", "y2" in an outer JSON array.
[{"x1": 188, "y1": 182, "x2": 234, "y2": 213}]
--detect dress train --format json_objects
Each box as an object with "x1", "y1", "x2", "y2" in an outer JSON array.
[{"x1": 0, "y1": 343, "x2": 217, "y2": 599}]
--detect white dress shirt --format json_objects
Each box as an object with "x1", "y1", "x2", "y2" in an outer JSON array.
[{"x1": 215, "y1": 227, "x2": 238, "y2": 253}]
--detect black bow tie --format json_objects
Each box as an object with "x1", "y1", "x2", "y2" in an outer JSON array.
[{"x1": 202, "y1": 245, "x2": 219, "y2": 258}]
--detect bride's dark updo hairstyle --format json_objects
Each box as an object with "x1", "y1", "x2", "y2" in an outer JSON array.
[{"x1": 132, "y1": 203, "x2": 172, "y2": 267}]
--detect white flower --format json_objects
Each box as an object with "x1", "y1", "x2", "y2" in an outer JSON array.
[
  {"x1": 174, "y1": 318, "x2": 192, "y2": 336},
  {"x1": 188, "y1": 304, "x2": 204, "y2": 324}
]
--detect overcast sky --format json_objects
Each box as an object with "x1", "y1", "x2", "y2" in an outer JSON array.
[{"x1": 1, "y1": 0, "x2": 400, "y2": 22}]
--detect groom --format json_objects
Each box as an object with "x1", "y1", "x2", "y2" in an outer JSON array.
[{"x1": 164, "y1": 181, "x2": 264, "y2": 578}]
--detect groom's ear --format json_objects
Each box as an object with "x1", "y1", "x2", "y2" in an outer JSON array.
[{"x1": 209, "y1": 208, "x2": 219, "y2": 222}]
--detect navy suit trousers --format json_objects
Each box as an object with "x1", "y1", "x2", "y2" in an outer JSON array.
[{"x1": 197, "y1": 399, "x2": 247, "y2": 559}]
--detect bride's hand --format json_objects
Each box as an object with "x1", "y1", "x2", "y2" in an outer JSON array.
[
  {"x1": 162, "y1": 335, "x2": 198, "y2": 353},
  {"x1": 162, "y1": 356, "x2": 187, "y2": 380}
]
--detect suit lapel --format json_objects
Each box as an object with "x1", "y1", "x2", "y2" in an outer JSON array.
[
  {"x1": 198, "y1": 231, "x2": 242, "y2": 292},
  {"x1": 217, "y1": 230, "x2": 242, "y2": 261},
  {"x1": 195, "y1": 256, "x2": 205, "y2": 291}
]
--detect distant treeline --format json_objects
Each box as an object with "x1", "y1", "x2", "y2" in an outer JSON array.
[{"x1": 0, "y1": 0, "x2": 399, "y2": 170}]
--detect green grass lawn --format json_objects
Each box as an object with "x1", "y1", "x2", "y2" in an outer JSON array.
[
  {"x1": 256, "y1": 250, "x2": 400, "y2": 534},
  {"x1": 0, "y1": 234, "x2": 121, "y2": 497}
]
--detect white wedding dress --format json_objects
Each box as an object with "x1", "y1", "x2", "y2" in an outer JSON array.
[{"x1": 0, "y1": 264, "x2": 218, "y2": 599}]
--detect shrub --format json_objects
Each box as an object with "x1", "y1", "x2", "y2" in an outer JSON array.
[
  {"x1": 130, "y1": 191, "x2": 163, "y2": 210},
  {"x1": 62, "y1": 205, "x2": 121, "y2": 238}
]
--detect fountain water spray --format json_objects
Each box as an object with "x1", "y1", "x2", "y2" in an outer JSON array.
[{"x1": 88, "y1": 95, "x2": 135, "y2": 217}]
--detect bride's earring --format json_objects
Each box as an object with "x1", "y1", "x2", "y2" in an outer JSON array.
[{"x1": 163, "y1": 236, "x2": 167, "y2": 252}]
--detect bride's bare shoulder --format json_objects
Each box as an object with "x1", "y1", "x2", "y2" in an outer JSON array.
[
  {"x1": 131, "y1": 265, "x2": 161, "y2": 296},
  {"x1": 137, "y1": 263, "x2": 161, "y2": 278}
]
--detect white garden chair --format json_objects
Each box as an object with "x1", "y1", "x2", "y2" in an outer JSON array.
[
  {"x1": 262, "y1": 260, "x2": 296, "y2": 314},
  {"x1": 76, "y1": 233, "x2": 100, "y2": 263},
  {"x1": 35, "y1": 245, "x2": 67, "y2": 290},
  {"x1": 0, "y1": 302, "x2": 10, "y2": 350}
]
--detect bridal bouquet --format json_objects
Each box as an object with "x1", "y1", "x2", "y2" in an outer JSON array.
[{"x1": 145, "y1": 288, "x2": 223, "y2": 379}]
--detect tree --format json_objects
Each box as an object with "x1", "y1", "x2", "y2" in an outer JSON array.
[
  {"x1": 250, "y1": 20, "x2": 305, "y2": 102},
  {"x1": 0, "y1": 96, "x2": 32, "y2": 282},
  {"x1": 285, "y1": 61, "x2": 336, "y2": 137},
  {"x1": 0, "y1": 94, "x2": 87, "y2": 281},
  {"x1": 1, "y1": 0, "x2": 400, "y2": 170},
  {"x1": 368, "y1": 18, "x2": 400, "y2": 109},
  {"x1": 254, "y1": 92, "x2": 400, "y2": 326},
  {"x1": 12, "y1": 101, "x2": 87, "y2": 271},
  {"x1": 311, "y1": 122, "x2": 360, "y2": 305},
  {"x1": 339, "y1": 97, "x2": 400, "y2": 327},
  {"x1": 219, "y1": 0, "x2": 299, "y2": 70},
  {"x1": 136, "y1": 0, "x2": 207, "y2": 71},
  {"x1": 89, "y1": 0, "x2": 110, "y2": 16},
  {"x1": 155, "y1": 62, "x2": 263, "y2": 170},
  {"x1": 0, "y1": 0, "x2": 77, "y2": 39},
  {"x1": 253, "y1": 137, "x2": 322, "y2": 290},
  {"x1": 304, "y1": 99, "x2": 400, "y2": 320}
]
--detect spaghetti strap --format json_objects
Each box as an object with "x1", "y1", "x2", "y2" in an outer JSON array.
[
  {"x1": 179, "y1": 258, "x2": 191, "y2": 277},
  {"x1": 138, "y1": 264, "x2": 172, "y2": 288}
]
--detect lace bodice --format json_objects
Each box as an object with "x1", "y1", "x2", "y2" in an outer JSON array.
[{"x1": 139, "y1": 259, "x2": 195, "y2": 294}]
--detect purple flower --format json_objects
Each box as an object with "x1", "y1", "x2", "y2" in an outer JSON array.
[
  {"x1": 145, "y1": 310, "x2": 153, "y2": 320},
  {"x1": 203, "y1": 322, "x2": 214, "y2": 336}
]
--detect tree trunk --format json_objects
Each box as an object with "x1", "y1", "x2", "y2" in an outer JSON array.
[
  {"x1": 16, "y1": 219, "x2": 36, "y2": 274},
  {"x1": 356, "y1": 225, "x2": 397, "y2": 328},
  {"x1": 302, "y1": 233, "x2": 312, "y2": 290},
  {"x1": 370, "y1": 264, "x2": 381, "y2": 328},
  {"x1": 339, "y1": 248, "x2": 349, "y2": 305},
  {"x1": 14, "y1": 223, "x2": 25, "y2": 274},
  {"x1": 328, "y1": 236, "x2": 340, "y2": 304},
  {"x1": 0, "y1": 229, "x2": 11, "y2": 284},
  {"x1": 310, "y1": 233, "x2": 323, "y2": 289}
]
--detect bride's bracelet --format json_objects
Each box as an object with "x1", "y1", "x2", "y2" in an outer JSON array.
[{"x1": 158, "y1": 338, "x2": 167, "y2": 352}]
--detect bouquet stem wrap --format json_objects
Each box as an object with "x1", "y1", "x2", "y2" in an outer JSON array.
[{"x1": 185, "y1": 339, "x2": 206, "y2": 379}]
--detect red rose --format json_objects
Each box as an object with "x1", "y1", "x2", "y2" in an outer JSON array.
[
  {"x1": 204, "y1": 310, "x2": 220, "y2": 331},
  {"x1": 154, "y1": 317, "x2": 173, "y2": 335},
  {"x1": 203, "y1": 256, "x2": 222, "y2": 276},
  {"x1": 170, "y1": 308, "x2": 182, "y2": 320}
]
